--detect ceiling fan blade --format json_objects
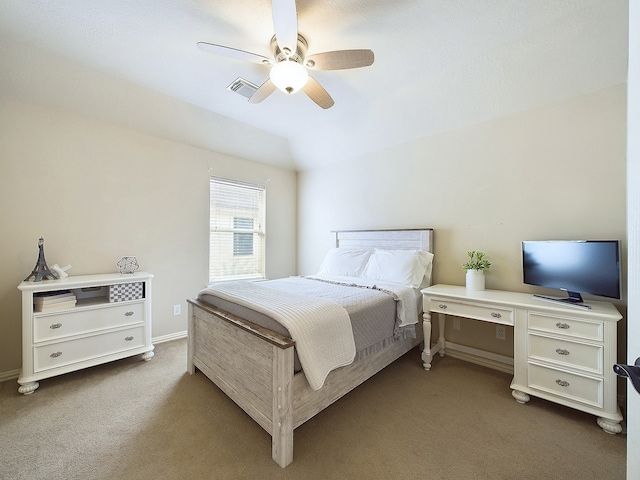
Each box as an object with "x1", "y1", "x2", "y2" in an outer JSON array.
[
  {"x1": 197, "y1": 42, "x2": 272, "y2": 65},
  {"x1": 303, "y1": 76, "x2": 334, "y2": 109},
  {"x1": 248, "y1": 79, "x2": 277, "y2": 104},
  {"x1": 271, "y1": 0, "x2": 298, "y2": 53},
  {"x1": 305, "y1": 50, "x2": 374, "y2": 70}
]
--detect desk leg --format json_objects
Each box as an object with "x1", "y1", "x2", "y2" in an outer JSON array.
[
  {"x1": 421, "y1": 311, "x2": 433, "y2": 370},
  {"x1": 597, "y1": 416, "x2": 623, "y2": 435},
  {"x1": 437, "y1": 313, "x2": 446, "y2": 357},
  {"x1": 422, "y1": 311, "x2": 447, "y2": 370}
]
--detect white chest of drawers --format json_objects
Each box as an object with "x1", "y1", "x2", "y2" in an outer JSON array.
[
  {"x1": 17, "y1": 272, "x2": 154, "y2": 394},
  {"x1": 422, "y1": 285, "x2": 623, "y2": 434}
]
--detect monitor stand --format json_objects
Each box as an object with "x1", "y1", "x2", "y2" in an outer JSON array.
[{"x1": 533, "y1": 291, "x2": 592, "y2": 310}]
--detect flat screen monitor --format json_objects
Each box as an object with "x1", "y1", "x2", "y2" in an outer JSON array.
[{"x1": 522, "y1": 240, "x2": 621, "y2": 307}]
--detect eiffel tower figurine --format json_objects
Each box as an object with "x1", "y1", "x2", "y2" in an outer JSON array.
[{"x1": 24, "y1": 237, "x2": 57, "y2": 282}]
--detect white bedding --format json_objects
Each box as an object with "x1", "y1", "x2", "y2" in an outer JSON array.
[
  {"x1": 306, "y1": 273, "x2": 422, "y2": 328},
  {"x1": 200, "y1": 281, "x2": 356, "y2": 391}
]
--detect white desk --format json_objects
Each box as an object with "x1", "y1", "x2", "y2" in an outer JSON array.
[{"x1": 421, "y1": 284, "x2": 623, "y2": 434}]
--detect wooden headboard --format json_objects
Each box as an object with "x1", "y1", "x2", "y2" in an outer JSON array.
[{"x1": 333, "y1": 229, "x2": 434, "y2": 253}]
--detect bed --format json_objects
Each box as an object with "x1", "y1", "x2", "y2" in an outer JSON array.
[{"x1": 187, "y1": 228, "x2": 438, "y2": 467}]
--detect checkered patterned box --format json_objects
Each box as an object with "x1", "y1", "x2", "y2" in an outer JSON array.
[{"x1": 108, "y1": 282, "x2": 144, "y2": 303}]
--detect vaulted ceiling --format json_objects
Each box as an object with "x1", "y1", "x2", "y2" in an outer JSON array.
[{"x1": 0, "y1": 1, "x2": 628, "y2": 171}]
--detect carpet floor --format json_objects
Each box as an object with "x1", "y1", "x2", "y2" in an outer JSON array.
[{"x1": 0, "y1": 339, "x2": 626, "y2": 479}]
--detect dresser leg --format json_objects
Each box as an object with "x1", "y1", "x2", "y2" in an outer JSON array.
[
  {"x1": 511, "y1": 389, "x2": 530, "y2": 404},
  {"x1": 596, "y1": 417, "x2": 623, "y2": 434},
  {"x1": 141, "y1": 350, "x2": 154, "y2": 361},
  {"x1": 18, "y1": 381, "x2": 39, "y2": 395}
]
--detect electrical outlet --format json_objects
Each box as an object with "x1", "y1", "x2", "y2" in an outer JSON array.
[
  {"x1": 173, "y1": 304, "x2": 181, "y2": 316},
  {"x1": 496, "y1": 325, "x2": 506, "y2": 340},
  {"x1": 453, "y1": 318, "x2": 461, "y2": 330}
]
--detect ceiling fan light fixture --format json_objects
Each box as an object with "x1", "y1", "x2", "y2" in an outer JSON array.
[{"x1": 269, "y1": 59, "x2": 308, "y2": 94}]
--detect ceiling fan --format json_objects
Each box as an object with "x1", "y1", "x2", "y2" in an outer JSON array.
[{"x1": 197, "y1": 0, "x2": 374, "y2": 109}]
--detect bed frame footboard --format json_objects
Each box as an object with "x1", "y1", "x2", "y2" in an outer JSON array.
[
  {"x1": 188, "y1": 299, "x2": 296, "y2": 467},
  {"x1": 187, "y1": 298, "x2": 424, "y2": 467}
]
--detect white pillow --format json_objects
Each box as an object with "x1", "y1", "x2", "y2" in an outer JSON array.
[
  {"x1": 318, "y1": 248, "x2": 373, "y2": 277},
  {"x1": 361, "y1": 249, "x2": 434, "y2": 288}
]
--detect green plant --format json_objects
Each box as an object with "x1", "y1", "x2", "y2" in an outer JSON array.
[{"x1": 462, "y1": 251, "x2": 492, "y2": 271}]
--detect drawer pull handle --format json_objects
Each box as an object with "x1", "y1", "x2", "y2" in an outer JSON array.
[
  {"x1": 50, "y1": 351, "x2": 62, "y2": 358},
  {"x1": 555, "y1": 322, "x2": 570, "y2": 330},
  {"x1": 50, "y1": 323, "x2": 62, "y2": 329},
  {"x1": 125, "y1": 336, "x2": 134, "y2": 341},
  {"x1": 438, "y1": 304, "x2": 448, "y2": 310},
  {"x1": 555, "y1": 379, "x2": 570, "y2": 387},
  {"x1": 491, "y1": 312, "x2": 501, "y2": 319},
  {"x1": 556, "y1": 348, "x2": 570, "y2": 356},
  {"x1": 125, "y1": 311, "x2": 134, "y2": 317}
]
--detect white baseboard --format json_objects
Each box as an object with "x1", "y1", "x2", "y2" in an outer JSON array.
[
  {"x1": 443, "y1": 341, "x2": 514, "y2": 375},
  {"x1": 0, "y1": 369, "x2": 21, "y2": 383},
  {"x1": 152, "y1": 330, "x2": 187, "y2": 344}
]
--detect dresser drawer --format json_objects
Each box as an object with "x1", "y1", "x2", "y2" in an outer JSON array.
[
  {"x1": 528, "y1": 312, "x2": 603, "y2": 342},
  {"x1": 34, "y1": 302, "x2": 144, "y2": 342},
  {"x1": 430, "y1": 298, "x2": 513, "y2": 326},
  {"x1": 34, "y1": 326, "x2": 145, "y2": 373},
  {"x1": 528, "y1": 333, "x2": 603, "y2": 374},
  {"x1": 528, "y1": 363, "x2": 603, "y2": 409}
]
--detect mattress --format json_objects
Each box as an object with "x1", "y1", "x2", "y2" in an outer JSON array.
[{"x1": 197, "y1": 275, "x2": 422, "y2": 372}]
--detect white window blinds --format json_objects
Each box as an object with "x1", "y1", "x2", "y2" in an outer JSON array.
[{"x1": 209, "y1": 177, "x2": 266, "y2": 282}]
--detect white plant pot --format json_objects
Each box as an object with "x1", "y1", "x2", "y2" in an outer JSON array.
[{"x1": 466, "y1": 269, "x2": 485, "y2": 291}]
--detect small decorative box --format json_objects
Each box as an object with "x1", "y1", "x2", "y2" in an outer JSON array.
[{"x1": 109, "y1": 282, "x2": 143, "y2": 302}]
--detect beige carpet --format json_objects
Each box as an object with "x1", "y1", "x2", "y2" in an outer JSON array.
[{"x1": 0, "y1": 339, "x2": 626, "y2": 479}]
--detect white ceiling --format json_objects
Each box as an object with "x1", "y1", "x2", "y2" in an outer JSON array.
[{"x1": 0, "y1": 0, "x2": 628, "y2": 171}]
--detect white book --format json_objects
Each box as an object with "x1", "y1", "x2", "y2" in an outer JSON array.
[
  {"x1": 34, "y1": 291, "x2": 76, "y2": 305},
  {"x1": 34, "y1": 300, "x2": 77, "y2": 313}
]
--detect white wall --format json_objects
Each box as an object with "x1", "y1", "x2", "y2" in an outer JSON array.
[
  {"x1": 298, "y1": 85, "x2": 627, "y2": 356},
  {"x1": 626, "y1": 1, "x2": 639, "y2": 476},
  {"x1": 0, "y1": 98, "x2": 297, "y2": 375}
]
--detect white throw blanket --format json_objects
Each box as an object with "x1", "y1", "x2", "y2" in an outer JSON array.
[{"x1": 200, "y1": 281, "x2": 356, "y2": 390}]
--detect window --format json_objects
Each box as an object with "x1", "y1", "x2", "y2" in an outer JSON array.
[
  {"x1": 233, "y1": 217, "x2": 254, "y2": 256},
  {"x1": 209, "y1": 177, "x2": 266, "y2": 282}
]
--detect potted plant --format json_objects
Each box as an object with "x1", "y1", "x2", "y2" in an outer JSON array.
[{"x1": 462, "y1": 251, "x2": 491, "y2": 291}]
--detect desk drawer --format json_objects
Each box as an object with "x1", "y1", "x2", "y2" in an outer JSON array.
[
  {"x1": 34, "y1": 326, "x2": 145, "y2": 373},
  {"x1": 528, "y1": 333, "x2": 603, "y2": 374},
  {"x1": 528, "y1": 363, "x2": 603, "y2": 409},
  {"x1": 430, "y1": 298, "x2": 513, "y2": 326},
  {"x1": 528, "y1": 312, "x2": 603, "y2": 342},
  {"x1": 34, "y1": 303, "x2": 144, "y2": 342}
]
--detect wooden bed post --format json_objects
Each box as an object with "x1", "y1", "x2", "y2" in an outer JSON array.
[{"x1": 272, "y1": 345, "x2": 294, "y2": 467}]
